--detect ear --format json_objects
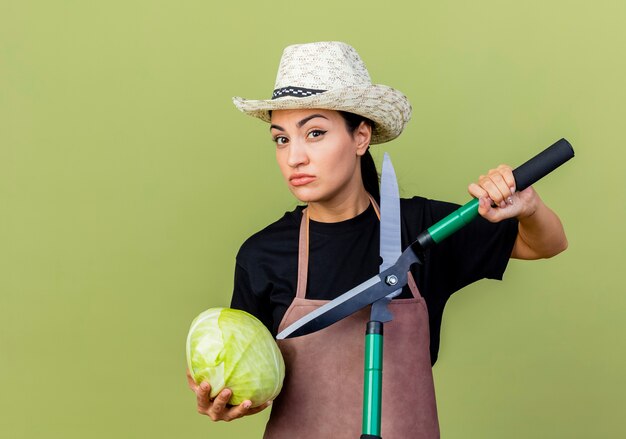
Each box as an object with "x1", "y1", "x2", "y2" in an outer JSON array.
[{"x1": 354, "y1": 122, "x2": 372, "y2": 156}]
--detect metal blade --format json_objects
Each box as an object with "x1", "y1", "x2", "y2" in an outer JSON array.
[
  {"x1": 379, "y1": 153, "x2": 402, "y2": 273},
  {"x1": 277, "y1": 276, "x2": 382, "y2": 339},
  {"x1": 277, "y1": 246, "x2": 421, "y2": 339},
  {"x1": 370, "y1": 153, "x2": 403, "y2": 322}
]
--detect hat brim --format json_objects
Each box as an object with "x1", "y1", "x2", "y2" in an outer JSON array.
[{"x1": 232, "y1": 84, "x2": 411, "y2": 144}]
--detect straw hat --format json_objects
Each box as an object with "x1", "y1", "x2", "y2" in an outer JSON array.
[{"x1": 232, "y1": 41, "x2": 412, "y2": 144}]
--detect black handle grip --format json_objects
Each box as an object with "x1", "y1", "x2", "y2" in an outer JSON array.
[{"x1": 512, "y1": 138, "x2": 574, "y2": 192}]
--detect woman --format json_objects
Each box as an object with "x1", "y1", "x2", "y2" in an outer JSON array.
[{"x1": 187, "y1": 42, "x2": 567, "y2": 437}]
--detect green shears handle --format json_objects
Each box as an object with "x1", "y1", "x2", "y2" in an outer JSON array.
[{"x1": 362, "y1": 322, "x2": 384, "y2": 437}]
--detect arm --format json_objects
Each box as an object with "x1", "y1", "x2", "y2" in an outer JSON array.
[{"x1": 468, "y1": 164, "x2": 568, "y2": 260}]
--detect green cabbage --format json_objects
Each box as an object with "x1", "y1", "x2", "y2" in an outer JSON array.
[{"x1": 186, "y1": 308, "x2": 285, "y2": 407}]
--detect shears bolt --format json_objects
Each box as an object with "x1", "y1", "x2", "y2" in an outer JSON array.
[{"x1": 385, "y1": 275, "x2": 399, "y2": 286}]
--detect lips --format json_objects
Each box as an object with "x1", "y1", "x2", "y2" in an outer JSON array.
[{"x1": 289, "y1": 173, "x2": 316, "y2": 187}]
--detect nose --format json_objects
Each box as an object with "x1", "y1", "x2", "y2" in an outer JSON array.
[{"x1": 286, "y1": 139, "x2": 309, "y2": 168}]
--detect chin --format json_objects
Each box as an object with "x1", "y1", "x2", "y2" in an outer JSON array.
[
  {"x1": 289, "y1": 186, "x2": 327, "y2": 203},
  {"x1": 291, "y1": 192, "x2": 318, "y2": 204}
]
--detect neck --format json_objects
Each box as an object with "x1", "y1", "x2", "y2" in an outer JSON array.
[{"x1": 307, "y1": 186, "x2": 371, "y2": 223}]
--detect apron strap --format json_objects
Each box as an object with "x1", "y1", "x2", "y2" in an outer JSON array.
[{"x1": 295, "y1": 207, "x2": 310, "y2": 299}]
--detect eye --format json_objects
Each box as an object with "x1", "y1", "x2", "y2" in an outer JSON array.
[
  {"x1": 273, "y1": 135, "x2": 289, "y2": 146},
  {"x1": 307, "y1": 129, "x2": 327, "y2": 139}
]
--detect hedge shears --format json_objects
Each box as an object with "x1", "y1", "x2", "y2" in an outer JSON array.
[{"x1": 277, "y1": 138, "x2": 574, "y2": 439}]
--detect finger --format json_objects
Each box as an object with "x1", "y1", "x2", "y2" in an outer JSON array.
[
  {"x1": 246, "y1": 401, "x2": 273, "y2": 416},
  {"x1": 196, "y1": 381, "x2": 212, "y2": 412},
  {"x1": 209, "y1": 388, "x2": 232, "y2": 418},
  {"x1": 468, "y1": 182, "x2": 488, "y2": 199},
  {"x1": 223, "y1": 400, "x2": 255, "y2": 421},
  {"x1": 496, "y1": 164, "x2": 516, "y2": 193},
  {"x1": 477, "y1": 196, "x2": 492, "y2": 217},
  {"x1": 478, "y1": 196, "x2": 506, "y2": 223},
  {"x1": 487, "y1": 170, "x2": 512, "y2": 206},
  {"x1": 479, "y1": 175, "x2": 507, "y2": 207}
]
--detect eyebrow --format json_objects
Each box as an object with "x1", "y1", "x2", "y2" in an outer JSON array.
[{"x1": 269, "y1": 114, "x2": 329, "y2": 132}]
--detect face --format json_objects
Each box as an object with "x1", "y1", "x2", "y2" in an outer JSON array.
[{"x1": 270, "y1": 109, "x2": 371, "y2": 204}]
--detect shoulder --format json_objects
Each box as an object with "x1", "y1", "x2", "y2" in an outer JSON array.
[{"x1": 236, "y1": 205, "x2": 304, "y2": 265}]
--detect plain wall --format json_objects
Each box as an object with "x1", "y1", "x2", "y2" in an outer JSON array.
[{"x1": 1, "y1": 1, "x2": 624, "y2": 437}]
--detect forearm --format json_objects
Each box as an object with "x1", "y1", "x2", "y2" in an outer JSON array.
[{"x1": 512, "y1": 190, "x2": 568, "y2": 260}]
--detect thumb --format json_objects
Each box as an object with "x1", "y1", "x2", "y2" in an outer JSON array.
[
  {"x1": 478, "y1": 197, "x2": 503, "y2": 223},
  {"x1": 478, "y1": 197, "x2": 492, "y2": 217}
]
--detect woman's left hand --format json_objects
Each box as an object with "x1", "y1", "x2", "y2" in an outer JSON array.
[{"x1": 468, "y1": 164, "x2": 537, "y2": 223}]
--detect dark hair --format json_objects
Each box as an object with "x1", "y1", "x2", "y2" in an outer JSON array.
[{"x1": 338, "y1": 111, "x2": 379, "y2": 202}]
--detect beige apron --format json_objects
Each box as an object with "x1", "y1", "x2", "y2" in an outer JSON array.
[{"x1": 264, "y1": 200, "x2": 440, "y2": 438}]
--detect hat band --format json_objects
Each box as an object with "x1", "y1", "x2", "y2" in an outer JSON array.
[{"x1": 272, "y1": 86, "x2": 326, "y2": 100}]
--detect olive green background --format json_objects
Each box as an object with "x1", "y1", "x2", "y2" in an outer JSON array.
[{"x1": 1, "y1": 1, "x2": 624, "y2": 438}]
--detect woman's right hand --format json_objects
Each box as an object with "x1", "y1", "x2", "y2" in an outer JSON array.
[{"x1": 187, "y1": 369, "x2": 272, "y2": 422}]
